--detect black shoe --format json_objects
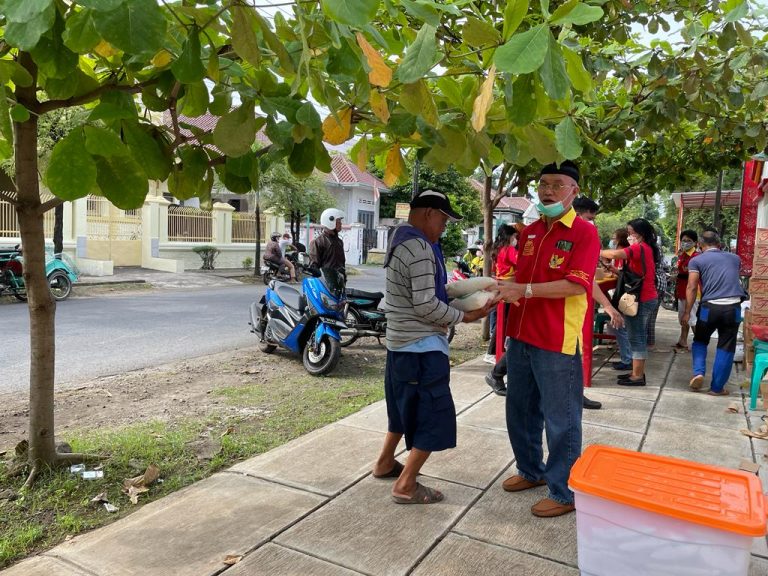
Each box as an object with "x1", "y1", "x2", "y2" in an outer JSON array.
[
  {"x1": 618, "y1": 375, "x2": 646, "y2": 386},
  {"x1": 617, "y1": 373, "x2": 633, "y2": 381},
  {"x1": 611, "y1": 361, "x2": 632, "y2": 371},
  {"x1": 485, "y1": 374, "x2": 507, "y2": 396},
  {"x1": 583, "y1": 396, "x2": 602, "y2": 410}
]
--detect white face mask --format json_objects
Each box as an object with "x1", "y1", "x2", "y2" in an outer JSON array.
[
  {"x1": 608, "y1": 240, "x2": 617, "y2": 249},
  {"x1": 627, "y1": 235, "x2": 638, "y2": 245}
]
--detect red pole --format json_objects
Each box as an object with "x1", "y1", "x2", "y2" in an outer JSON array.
[{"x1": 582, "y1": 296, "x2": 594, "y2": 387}]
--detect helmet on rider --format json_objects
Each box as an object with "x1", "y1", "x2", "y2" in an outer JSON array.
[
  {"x1": 320, "y1": 208, "x2": 344, "y2": 231},
  {"x1": 270, "y1": 232, "x2": 280, "y2": 241}
]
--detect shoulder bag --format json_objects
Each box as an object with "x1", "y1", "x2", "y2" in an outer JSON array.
[{"x1": 612, "y1": 246, "x2": 646, "y2": 317}]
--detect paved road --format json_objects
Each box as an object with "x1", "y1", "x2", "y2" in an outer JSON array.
[{"x1": 1, "y1": 267, "x2": 387, "y2": 394}]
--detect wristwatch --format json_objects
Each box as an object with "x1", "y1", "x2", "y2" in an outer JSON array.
[{"x1": 524, "y1": 283, "x2": 533, "y2": 299}]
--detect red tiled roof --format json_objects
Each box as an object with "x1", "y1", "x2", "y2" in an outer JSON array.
[
  {"x1": 496, "y1": 195, "x2": 531, "y2": 212},
  {"x1": 326, "y1": 155, "x2": 387, "y2": 190}
]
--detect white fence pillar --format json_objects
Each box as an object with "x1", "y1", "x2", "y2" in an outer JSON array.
[
  {"x1": 376, "y1": 225, "x2": 389, "y2": 250},
  {"x1": 73, "y1": 197, "x2": 88, "y2": 258},
  {"x1": 346, "y1": 223, "x2": 364, "y2": 265},
  {"x1": 212, "y1": 202, "x2": 235, "y2": 244}
]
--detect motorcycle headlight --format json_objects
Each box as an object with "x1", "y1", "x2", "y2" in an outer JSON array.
[{"x1": 320, "y1": 293, "x2": 345, "y2": 312}]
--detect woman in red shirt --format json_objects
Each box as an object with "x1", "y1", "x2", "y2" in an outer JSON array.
[{"x1": 600, "y1": 218, "x2": 660, "y2": 386}]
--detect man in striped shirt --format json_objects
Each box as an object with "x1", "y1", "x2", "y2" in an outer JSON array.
[{"x1": 373, "y1": 189, "x2": 494, "y2": 504}]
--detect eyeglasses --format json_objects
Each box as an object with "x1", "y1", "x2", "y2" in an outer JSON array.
[{"x1": 537, "y1": 181, "x2": 573, "y2": 193}]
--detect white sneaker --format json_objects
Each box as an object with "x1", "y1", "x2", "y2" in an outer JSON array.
[{"x1": 483, "y1": 354, "x2": 496, "y2": 365}]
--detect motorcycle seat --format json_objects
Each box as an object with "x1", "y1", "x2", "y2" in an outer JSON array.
[
  {"x1": 274, "y1": 282, "x2": 305, "y2": 312},
  {"x1": 346, "y1": 288, "x2": 384, "y2": 301}
]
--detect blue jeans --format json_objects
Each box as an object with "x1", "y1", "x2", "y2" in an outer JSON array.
[
  {"x1": 624, "y1": 300, "x2": 656, "y2": 360},
  {"x1": 607, "y1": 324, "x2": 632, "y2": 364},
  {"x1": 505, "y1": 338, "x2": 583, "y2": 505},
  {"x1": 691, "y1": 302, "x2": 742, "y2": 392}
]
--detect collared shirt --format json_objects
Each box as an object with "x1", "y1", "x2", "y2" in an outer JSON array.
[
  {"x1": 688, "y1": 249, "x2": 746, "y2": 303},
  {"x1": 505, "y1": 208, "x2": 600, "y2": 355},
  {"x1": 675, "y1": 247, "x2": 698, "y2": 300}
]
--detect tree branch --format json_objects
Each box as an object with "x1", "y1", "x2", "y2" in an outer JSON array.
[
  {"x1": 38, "y1": 196, "x2": 64, "y2": 215},
  {"x1": 0, "y1": 189, "x2": 18, "y2": 204},
  {"x1": 37, "y1": 80, "x2": 158, "y2": 115}
]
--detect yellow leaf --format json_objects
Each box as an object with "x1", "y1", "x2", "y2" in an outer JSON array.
[
  {"x1": 94, "y1": 40, "x2": 119, "y2": 58},
  {"x1": 356, "y1": 137, "x2": 368, "y2": 171},
  {"x1": 322, "y1": 108, "x2": 353, "y2": 145},
  {"x1": 151, "y1": 50, "x2": 172, "y2": 68},
  {"x1": 471, "y1": 65, "x2": 496, "y2": 133},
  {"x1": 369, "y1": 90, "x2": 389, "y2": 123},
  {"x1": 384, "y1": 144, "x2": 404, "y2": 187},
  {"x1": 356, "y1": 33, "x2": 392, "y2": 88}
]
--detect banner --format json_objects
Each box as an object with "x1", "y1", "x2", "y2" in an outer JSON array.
[{"x1": 736, "y1": 159, "x2": 763, "y2": 277}]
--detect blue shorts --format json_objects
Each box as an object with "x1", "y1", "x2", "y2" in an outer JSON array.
[{"x1": 384, "y1": 350, "x2": 456, "y2": 452}]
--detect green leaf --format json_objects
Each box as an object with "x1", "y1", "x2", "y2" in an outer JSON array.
[
  {"x1": 494, "y1": 24, "x2": 549, "y2": 75},
  {"x1": 321, "y1": 0, "x2": 380, "y2": 27},
  {"x1": 539, "y1": 34, "x2": 569, "y2": 100},
  {"x1": 4, "y1": 2, "x2": 55, "y2": 51},
  {"x1": 508, "y1": 74, "x2": 537, "y2": 126},
  {"x1": 463, "y1": 17, "x2": 501, "y2": 48},
  {"x1": 88, "y1": 91, "x2": 138, "y2": 122},
  {"x1": 0, "y1": 61, "x2": 33, "y2": 87},
  {"x1": 171, "y1": 31, "x2": 206, "y2": 84},
  {"x1": 562, "y1": 46, "x2": 591, "y2": 94},
  {"x1": 84, "y1": 125, "x2": 128, "y2": 157},
  {"x1": 75, "y1": 0, "x2": 125, "y2": 10},
  {"x1": 395, "y1": 24, "x2": 438, "y2": 84},
  {"x1": 0, "y1": 85, "x2": 12, "y2": 144},
  {"x1": 724, "y1": 0, "x2": 748, "y2": 23},
  {"x1": 213, "y1": 104, "x2": 258, "y2": 157},
  {"x1": 550, "y1": 2, "x2": 603, "y2": 26},
  {"x1": 226, "y1": 154, "x2": 253, "y2": 178},
  {"x1": 63, "y1": 8, "x2": 101, "y2": 53},
  {"x1": 46, "y1": 130, "x2": 98, "y2": 201},
  {"x1": 288, "y1": 138, "x2": 316, "y2": 177},
  {"x1": 523, "y1": 124, "x2": 559, "y2": 165},
  {"x1": 179, "y1": 147, "x2": 209, "y2": 182},
  {"x1": 424, "y1": 125, "x2": 466, "y2": 164},
  {"x1": 179, "y1": 81, "x2": 209, "y2": 117},
  {"x1": 554, "y1": 117, "x2": 582, "y2": 159},
  {"x1": 231, "y1": 5, "x2": 261, "y2": 68},
  {"x1": 717, "y1": 23, "x2": 738, "y2": 51},
  {"x1": 91, "y1": 0, "x2": 167, "y2": 56},
  {"x1": 3, "y1": 0, "x2": 52, "y2": 22},
  {"x1": 296, "y1": 103, "x2": 322, "y2": 129},
  {"x1": 540, "y1": 0, "x2": 550, "y2": 16},
  {"x1": 9, "y1": 104, "x2": 29, "y2": 123},
  {"x1": 399, "y1": 0, "x2": 439, "y2": 27},
  {"x1": 43, "y1": 68, "x2": 100, "y2": 101},
  {"x1": 209, "y1": 87, "x2": 232, "y2": 116},
  {"x1": 121, "y1": 122, "x2": 171, "y2": 181},
  {"x1": 95, "y1": 154, "x2": 148, "y2": 209},
  {"x1": 503, "y1": 0, "x2": 529, "y2": 41},
  {"x1": 548, "y1": 0, "x2": 577, "y2": 25},
  {"x1": 254, "y1": 12, "x2": 295, "y2": 74},
  {"x1": 400, "y1": 80, "x2": 438, "y2": 126}
]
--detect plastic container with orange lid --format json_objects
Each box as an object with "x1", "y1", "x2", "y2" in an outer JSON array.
[{"x1": 568, "y1": 445, "x2": 767, "y2": 576}]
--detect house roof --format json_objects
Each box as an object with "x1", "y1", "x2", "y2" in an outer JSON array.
[
  {"x1": 671, "y1": 190, "x2": 741, "y2": 209},
  {"x1": 469, "y1": 179, "x2": 530, "y2": 213},
  {"x1": 167, "y1": 112, "x2": 386, "y2": 190},
  {"x1": 327, "y1": 155, "x2": 387, "y2": 190}
]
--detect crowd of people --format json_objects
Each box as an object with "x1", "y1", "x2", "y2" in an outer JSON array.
[{"x1": 373, "y1": 159, "x2": 746, "y2": 519}]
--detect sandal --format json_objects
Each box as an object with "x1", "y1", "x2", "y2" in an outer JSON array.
[
  {"x1": 741, "y1": 424, "x2": 768, "y2": 439},
  {"x1": 392, "y1": 482, "x2": 444, "y2": 504},
  {"x1": 372, "y1": 460, "x2": 404, "y2": 479},
  {"x1": 707, "y1": 389, "x2": 729, "y2": 396},
  {"x1": 672, "y1": 343, "x2": 689, "y2": 352}
]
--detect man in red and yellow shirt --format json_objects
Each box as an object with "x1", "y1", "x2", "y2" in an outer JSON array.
[
  {"x1": 674, "y1": 229, "x2": 700, "y2": 351},
  {"x1": 496, "y1": 160, "x2": 600, "y2": 519}
]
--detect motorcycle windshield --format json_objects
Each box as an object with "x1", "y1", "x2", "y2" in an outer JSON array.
[{"x1": 320, "y1": 268, "x2": 345, "y2": 297}]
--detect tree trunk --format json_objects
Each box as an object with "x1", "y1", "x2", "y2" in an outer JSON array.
[
  {"x1": 481, "y1": 175, "x2": 494, "y2": 341},
  {"x1": 53, "y1": 203, "x2": 63, "y2": 256},
  {"x1": 16, "y1": 53, "x2": 58, "y2": 473}
]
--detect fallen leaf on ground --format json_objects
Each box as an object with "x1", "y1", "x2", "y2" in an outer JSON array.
[
  {"x1": 126, "y1": 485, "x2": 149, "y2": 505},
  {"x1": 122, "y1": 464, "x2": 161, "y2": 503},
  {"x1": 726, "y1": 402, "x2": 741, "y2": 413},
  {"x1": 223, "y1": 555, "x2": 243, "y2": 566},
  {"x1": 90, "y1": 492, "x2": 108, "y2": 504},
  {"x1": 220, "y1": 426, "x2": 235, "y2": 438}
]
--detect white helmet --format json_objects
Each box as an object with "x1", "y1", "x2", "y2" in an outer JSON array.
[{"x1": 320, "y1": 208, "x2": 345, "y2": 230}]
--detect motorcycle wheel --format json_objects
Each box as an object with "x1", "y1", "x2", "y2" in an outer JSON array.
[
  {"x1": 447, "y1": 325, "x2": 456, "y2": 343},
  {"x1": 262, "y1": 270, "x2": 274, "y2": 285},
  {"x1": 12, "y1": 289, "x2": 27, "y2": 302},
  {"x1": 660, "y1": 292, "x2": 677, "y2": 312},
  {"x1": 48, "y1": 271, "x2": 72, "y2": 301},
  {"x1": 339, "y1": 307, "x2": 361, "y2": 347},
  {"x1": 258, "y1": 310, "x2": 277, "y2": 353},
  {"x1": 303, "y1": 333, "x2": 341, "y2": 376}
]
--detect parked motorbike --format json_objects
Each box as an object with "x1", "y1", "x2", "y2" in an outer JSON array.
[
  {"x1": 339, "y1": 287, "x2": 455, "y2": 347},
  {"x1": 0, "y1": 245, "x2": 78, "y2": 302},
  {"x1": 249, "y1": 267, "x2": 347, "y2": 375},
  {"x1": 660, "y1": 265, "x2": 677, "y2": 311},
  {"x1": 260, "y1": 251, "x2": 311, "y2": 285}
]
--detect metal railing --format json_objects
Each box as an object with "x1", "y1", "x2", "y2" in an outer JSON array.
[
  {"x1": 232, "y1": 211, "x2": 267, "y2": 243},
  {"x1": 1, "y1": 199, "x2": 55, "y2": 238},
  {"x1": 167, "y1": 205, "x2": 213, "y2": 242},
  {"x1": 86, "y1": 195, "x2": 141, "y2": 240}
]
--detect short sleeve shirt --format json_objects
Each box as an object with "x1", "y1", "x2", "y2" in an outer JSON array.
[
  {"x1": 505, "y1": 208, "x2": 600, "y2": 355},
  {"x1": 623, "y1": 243, "x2": 658, "y2": 303},
  {"x1": 675, "y1": 249, "x2": 698, "y2": 300}
]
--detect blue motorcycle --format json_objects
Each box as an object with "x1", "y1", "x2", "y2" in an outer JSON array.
[{"x1": 249, "y1": 268, "x2": 347, "y2": 376}]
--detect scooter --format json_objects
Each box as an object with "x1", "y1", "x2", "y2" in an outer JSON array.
[
  {"x1": 339, "y1": 287, "x2": 455, "y2": 347},
  {"x1": 260, "y1": 251, "x2": 311, "y2": 285},
  {"x1": 249, "y1": 267, "x2": 347, "y2": 375},
  {"x1": 0, "y1": 245, "x2": 78, "y2": 302}
]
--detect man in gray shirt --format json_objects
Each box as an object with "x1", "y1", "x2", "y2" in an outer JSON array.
[
  {"x1": 682, "y1": 230, "x2": 746, "y2": 395},
  {"x1": 372, "y1": 189, "x2": 493, "y2": 504}
]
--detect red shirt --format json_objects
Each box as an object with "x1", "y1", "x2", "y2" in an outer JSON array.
[
  {"x1": 623, "y1": 243, "x2": 658, "y2": 302},
  {"x1": 495, "y1": 245, "x2": 517, "y2": 278},
  {"x1": 505, "y1": 209, "x2": 600, "y2": 355},
  {"x1": 675, "y1": 249, "x2": 698, "y2": 299}
]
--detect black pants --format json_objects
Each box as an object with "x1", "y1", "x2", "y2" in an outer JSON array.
[{"x1": 692, "y1": 302, "x2": 741, "y2": 353}]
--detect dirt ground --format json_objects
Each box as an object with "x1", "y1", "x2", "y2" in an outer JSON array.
[{"x1": 0, "y1": 301, "x2": 484, "y2": 453}]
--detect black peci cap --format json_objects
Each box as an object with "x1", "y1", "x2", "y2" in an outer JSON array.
[
  {"x1": 410, "y1": 189, "x2": 462, "y2": 222},
  {"x1": 540, "y1": 160, "x2": 579, "y2": 184}
]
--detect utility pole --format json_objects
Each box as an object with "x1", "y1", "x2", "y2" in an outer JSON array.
[
  {"x1": 713, "y1": 169, "x2": 723, "y2": 234},
  {"x1": 412, "y1": 157, "x2": 420, "y2": 200},
  {"x1": 254, "y1": 189, "x2": 261, "y2": 276}
]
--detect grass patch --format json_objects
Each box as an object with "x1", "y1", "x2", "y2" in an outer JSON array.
[{"x1": 0, "y1": 326, "x2": 484, "y2": 569}]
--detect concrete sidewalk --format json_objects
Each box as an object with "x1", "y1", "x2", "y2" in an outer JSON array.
[{"x1": 5, "y1": 312, "x2": 768, "y2": 575}]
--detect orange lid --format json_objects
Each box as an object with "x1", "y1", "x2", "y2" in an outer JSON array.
[{"x1": 569, "y1": 445, "x2": 767, "y2": 537}]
